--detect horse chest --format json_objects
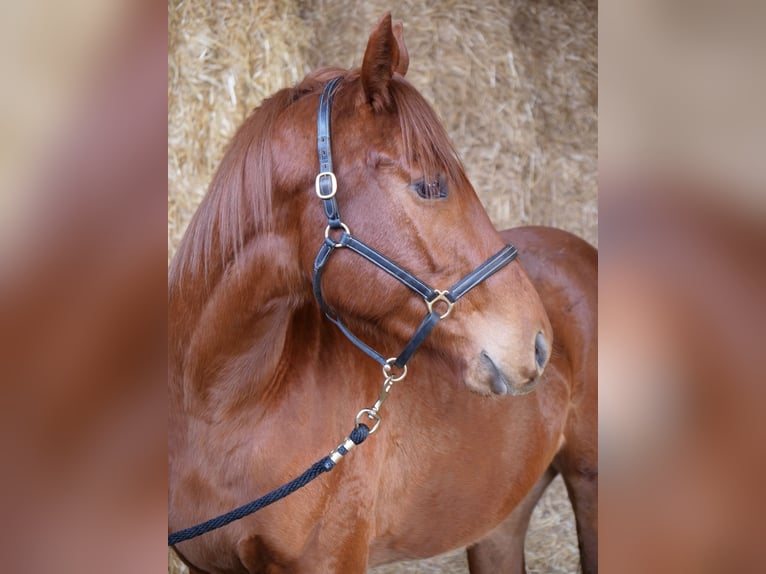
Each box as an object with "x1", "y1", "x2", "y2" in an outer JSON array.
[{"x1": 365, "y1": 390, "x2": 565, "y2": 562}]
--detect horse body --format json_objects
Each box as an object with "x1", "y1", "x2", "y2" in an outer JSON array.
[{"x1": 169, "y1": 14, "x2": 596, "y2": 574}]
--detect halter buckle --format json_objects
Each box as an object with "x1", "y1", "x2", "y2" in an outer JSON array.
[
  {"x1": 426, "y1": 290, "x2": 454, "y2": 319},
  {"x1": 315, "y1": 171, "x2": 338, "y2": 199}
]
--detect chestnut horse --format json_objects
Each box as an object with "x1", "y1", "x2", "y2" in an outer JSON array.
[{"x1": 169, "y1": 14, "x2": 597, "y2": 574}]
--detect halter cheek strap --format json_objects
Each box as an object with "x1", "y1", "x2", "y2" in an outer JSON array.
[
  {"x1": 316, "y1": 77, "x2": 342, "y2": 227},
  {"x1": 312, "y1": 77, "x2": 518, "y2": 370}
]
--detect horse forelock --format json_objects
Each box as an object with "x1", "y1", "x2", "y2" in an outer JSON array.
[{"x1": 389, "y1": 78, "x2": 468, "y2": 192}]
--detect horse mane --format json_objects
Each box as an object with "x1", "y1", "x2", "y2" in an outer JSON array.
[{"x1": 169, "y1": 67, "x2": 467, "y2": 284}]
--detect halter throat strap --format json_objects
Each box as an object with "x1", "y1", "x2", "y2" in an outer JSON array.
[{"x1": 312, "y1": 77, "x2": 518, "y2": 369}]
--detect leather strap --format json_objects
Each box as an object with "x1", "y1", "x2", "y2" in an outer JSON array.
[
  {"x1": 393, "y1": 311, "x2": 441, "y2": 368},
  {"x1": 344, "y1": 235, "x2": 437, "y2": 300},
  {"x1": 317, "y1": 76, "x2": 343, "y2": 227},
  {"x1": 447, "y1": 244, "x2": 518, "y2": 301},
  {"x1": 313, "y1": 238, "x2": 388, "y2": 366}
]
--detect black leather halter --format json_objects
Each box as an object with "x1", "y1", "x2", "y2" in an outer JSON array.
[{"x1": 312, "y1": 77, "x2": 518, "y2": 370}]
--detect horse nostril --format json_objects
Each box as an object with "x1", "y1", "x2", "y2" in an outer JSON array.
[{"x1": 535, "y1": 331, "x2": 548, "y2": 372}]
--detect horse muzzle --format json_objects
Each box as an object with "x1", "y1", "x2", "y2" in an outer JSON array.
[{"x1": 479, "y1": 330, "x2": 550, "y2": 396}]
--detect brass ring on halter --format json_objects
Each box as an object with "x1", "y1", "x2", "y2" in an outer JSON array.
[
  {"x1": 315, "y1": 171, "x2": 338, "y2": 199},
  {"x1": 382, "y1": 357, "x2": 407, "y2": 382},
  {"x1": 426, "y1": 290, "x2": 454, "y2": 319},
  {"x1": 356, "y1": 408, "x2": 382, "y2": 434},
  {"x1": 324, "y1": 222, "x2": 350, "y2": 247}
]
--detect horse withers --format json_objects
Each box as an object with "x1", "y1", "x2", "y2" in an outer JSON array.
[{"x1": 169, "y1": 13, "x2": 596, "y2": 574}]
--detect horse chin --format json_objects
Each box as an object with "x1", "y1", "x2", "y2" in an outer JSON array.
[
  {"x1": 491, "y1": 376, "x2": 540, "y2": 396},
  {"x1": 464, "y1": 374, "x2": 540, "y2": 397}
]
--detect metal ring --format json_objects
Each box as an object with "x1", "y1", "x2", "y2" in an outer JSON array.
[
  {"x1": 315, "y1": 171, "x2": 338, "y2": 199},
  {"x1": 382, "y1": 358, "x2": 408, "y2": 382},
  {"x1": 426, "y1": 290, "x2": 454, "y2": 319},
  {"x1": 324, "y1": 222, "x2": 350, "y2": 247},
  {"x1": 356, "y1": 408, "x2": 382, "y2": 434}
]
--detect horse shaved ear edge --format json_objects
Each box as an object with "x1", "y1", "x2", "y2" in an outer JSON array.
[
  {"x1": 392, "y1": 21, "x2": 409, "y2": 76},
  {"x1": 361, "y1": 13, "x2": 401, "y2": 110}
]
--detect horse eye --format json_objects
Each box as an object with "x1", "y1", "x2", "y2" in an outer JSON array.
[{"x1": 412, "y1": 176, "x2": 448, "y2": 199}]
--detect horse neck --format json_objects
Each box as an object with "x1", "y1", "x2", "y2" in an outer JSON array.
[
  {"x1": 168, "y1": 225, "x2": 434, "y2": 424},
  {"x1": 169, "y1": 231, "x2": 319, "y2": 418}
]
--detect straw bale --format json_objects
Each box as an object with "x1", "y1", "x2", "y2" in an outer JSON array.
[
  {"x1": 168, "y1": 1, "x2": 595, "y2": 572},
  {"x1": 168, "y1": 0, "x2": 315, "y2": 262}
]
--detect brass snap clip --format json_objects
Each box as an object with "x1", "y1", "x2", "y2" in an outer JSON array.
[{"x1": 355, "y1": 408, "x2": 382, "y2": 434}]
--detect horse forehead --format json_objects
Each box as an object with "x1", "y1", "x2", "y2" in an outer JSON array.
[
  {"x1": 279, "y1": 81, "x2": 405, "y2": 168},
  {"x1": 339, "y1": 104, "x2": 401, "y2": 144}
]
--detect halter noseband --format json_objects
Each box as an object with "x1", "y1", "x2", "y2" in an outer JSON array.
[{"x1": 312, "y1": 77, "x2": 518, "y2": 371}]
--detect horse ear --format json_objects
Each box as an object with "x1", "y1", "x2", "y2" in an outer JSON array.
[
  {"x1": 392, "y1": 21, "x2": 409, "y2": 77},
  {"x1": 361, "y1": 13, "x2": 407, "y2": 110}
]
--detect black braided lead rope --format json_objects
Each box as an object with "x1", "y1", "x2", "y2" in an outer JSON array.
[{"x1": 168, "y1": 424, "x2": 370, "y2": 546}]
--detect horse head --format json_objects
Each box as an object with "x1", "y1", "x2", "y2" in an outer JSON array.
[
  {"x1": 262, "y1": 14, "x2": 552, "y2": 395},
  {"x1": 172, "y1": 15, "x2": 551, "y2": 399}
]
